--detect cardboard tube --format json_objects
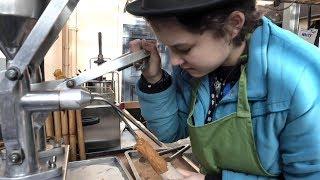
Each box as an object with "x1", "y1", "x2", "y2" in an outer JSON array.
[
  {"x1": 61, "y1": 111, "x2": 69, "y2": 144},
  {"x1": 45, "y1": 113, "x2": 54, "y2": 138},
  {"x1": 76, "y1": 110, "x2": 86, "y2": 160},
  {"x1": 63, "y1": 135, "x2": 69, "y2": 145},
  {"x1": 135, "y1": 138, "x2": 168, "y2": 174},
  {"x1": 53, "y1": 111, "x2": 62, "y2": 142},
  {"x1": 68, "y1": 110, "x2": 76, "y2": 135},
  {"x1": 69, "y1": 135, "x2": 77, "y2": 161},
  {"x1": 68, "y1": 110, "x2": 77, "y2": 161}
]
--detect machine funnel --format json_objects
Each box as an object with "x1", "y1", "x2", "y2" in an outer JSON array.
[{"x1": 0, "y1": 0, "x2": 47, "y2": 59}]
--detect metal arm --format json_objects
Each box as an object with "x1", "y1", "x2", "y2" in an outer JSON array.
[{"x1": 55, "y1": 50, "x2": 150, "y2": 90}]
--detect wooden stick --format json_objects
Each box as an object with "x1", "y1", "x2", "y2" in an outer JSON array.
[
  {"x1": 45, "y1": 112, "x2": 54, "y2": 138},
  {"x1": 76, "y1": 110, "x2": 86, "y2": 160},
  {"x1": 68, "y1": 110, "x2": 77, "y2": 161},
  {"x1": 135, "y1": 138, "x2": 168, "y2": 174},
  {"x1": 53, "y1": 111, "x2": 62, "y2": 142},
  {"x1": 61, "y1": 110, "x2": 69, "y2": 145}
]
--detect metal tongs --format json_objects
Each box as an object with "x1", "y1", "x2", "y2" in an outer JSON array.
[
  {"x1": 139, "y1": 144, "x2": 191, "y2": 163},
  {"x1": 163, "y1": 145, "x2": 191, "y2": 162}
]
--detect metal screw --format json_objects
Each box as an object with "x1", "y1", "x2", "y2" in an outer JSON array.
[
  {"x1": 9, "y1": 153, "x2": 21, "y2": 164},
  {"x1": 47, "y1": 156, "x2": 57, "y2": 169},
  {"x1": 66, "y1": 79, "x2": 75, "y2": 88},
  {"x1": 5, "y1": 68, "x2": 19, "y2": 81}
]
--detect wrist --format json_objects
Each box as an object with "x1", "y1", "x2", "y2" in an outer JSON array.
[{"x1": 139, "y1": 70, "x2": 172, "y2": 94}]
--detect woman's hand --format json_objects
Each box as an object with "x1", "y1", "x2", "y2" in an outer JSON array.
[
  {"x1": 129, "y1": 39, "x2": 162, "y2": 83},
  {"x1": 176, "y1": 169, "x2": 205, "y2": 180}
]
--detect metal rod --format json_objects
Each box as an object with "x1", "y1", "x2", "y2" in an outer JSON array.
[
  {"x1": 93, "y1": 96, "x2": 163, "y2": 147},
  {"x1": 308, "y1": 5, "x2": 312, "y2": 29},
  {"x1": 98, "y1": 32, "x2": 102, "y2": 57},
  {"x1": 158, "y1": 145, "x2": 185, "y2": 156},
  {"x1": 120, "y1": 114, "x2": 139, "y2": 140},
  {"x1": 166, "y1": 144, "x2": 191, "y2": 162}
]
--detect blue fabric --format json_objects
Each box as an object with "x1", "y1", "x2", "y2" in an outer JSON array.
[{"x1": 137, "y1": 17, "x2": 320, "y2": 179}]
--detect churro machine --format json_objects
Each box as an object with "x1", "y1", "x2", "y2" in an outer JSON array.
[{"x1": 0, "y1": 0, "x2": 149, "y2": 179}]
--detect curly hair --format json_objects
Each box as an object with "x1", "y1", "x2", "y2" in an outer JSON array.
[{"x1": 147, "y1": 1, "x2": 262, "y2": 46}]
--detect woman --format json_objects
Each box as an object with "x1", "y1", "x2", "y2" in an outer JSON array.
[{"x1": 126, "y1": 0, "x2": 320, "y2": 179}]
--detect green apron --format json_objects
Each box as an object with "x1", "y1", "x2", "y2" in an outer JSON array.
[{"x1": 187, "y1": 66, "x2": 276, "y2": 177}]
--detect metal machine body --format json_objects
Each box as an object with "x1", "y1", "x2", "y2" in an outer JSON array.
[
  {"x1": 0, "y1": 0, "x2": 149, "y2": 179},
  {"x1": 0, "y1": 0, "x2": 80, "y2": 179}
]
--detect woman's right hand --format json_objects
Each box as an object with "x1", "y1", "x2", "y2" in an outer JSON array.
[{"x1": 129, "y1": 39, "x2": 162, "y2": 83}]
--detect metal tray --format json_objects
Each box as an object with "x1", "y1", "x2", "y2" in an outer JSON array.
[
  {"x1": 66, "y1": 156, "x2": 133, "y2": 180},
  {"x1": 125, "y1": 150, "x2": 199, "y2": 180}
]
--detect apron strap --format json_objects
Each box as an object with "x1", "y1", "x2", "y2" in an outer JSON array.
[
  {"x1": 188, "y1": 78, "x2": 201, "y2": 123},
  {"x1": 236, "y1": 65, "x2": 251, "y2": 118}
]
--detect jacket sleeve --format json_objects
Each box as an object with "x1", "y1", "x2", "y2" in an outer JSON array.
[
  {"x1": 136, "y1": 68, "x2": 191, "y2": 143},
  {"x1": 278, "y1": 66, "x2": 320, "y2": 179}
]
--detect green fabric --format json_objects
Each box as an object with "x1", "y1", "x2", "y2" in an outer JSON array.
[{"x1": 187, "y1": 66, "x2": 276, "y2": 177}]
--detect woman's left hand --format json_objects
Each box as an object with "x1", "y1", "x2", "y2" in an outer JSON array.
[{"x1": 176, "y1": 169, "x2": 205, "y2": 180}]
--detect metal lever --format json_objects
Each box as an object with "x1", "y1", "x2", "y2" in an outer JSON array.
[{"x1": 55, "y1": 50, "x2": 150, "y2": 90}]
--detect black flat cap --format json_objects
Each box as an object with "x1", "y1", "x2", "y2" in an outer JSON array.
[{"x1": 126, "y1": 0, "x2": 255, "y2": 16}]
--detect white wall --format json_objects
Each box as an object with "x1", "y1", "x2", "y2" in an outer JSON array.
[
  {"x1": 44, "y1": 0, "x2": 126, "y2": 80},
  {"x1": 44, "y1": 33, "x2": 63, "y2": 80},
  {"x1": 75, "y1": 0, "x2": 124, "y2": 71}
]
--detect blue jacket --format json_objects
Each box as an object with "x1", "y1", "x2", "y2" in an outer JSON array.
[{"x1": 137, "y1": 17, "x2": 320, "y2": 179}]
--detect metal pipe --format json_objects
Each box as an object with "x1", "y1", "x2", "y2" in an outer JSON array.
[
  {"x1": 20, "y1": 89, "x2": 93, "y2": 111},
  {"x1": 114, "y1": 71, "x2": 121, "y2": 103},
  {"x1": 20, "y1": 91, "x2": 60, "y2": 111}
]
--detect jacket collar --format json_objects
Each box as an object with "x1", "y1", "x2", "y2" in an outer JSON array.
[{"x1": 220, "y1": 17, "x2": 271, "y2": 103}]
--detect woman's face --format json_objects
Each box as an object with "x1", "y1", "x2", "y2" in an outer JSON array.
[{"x1": 149, "y1": 18, "x2": 233, "y2": 78}]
